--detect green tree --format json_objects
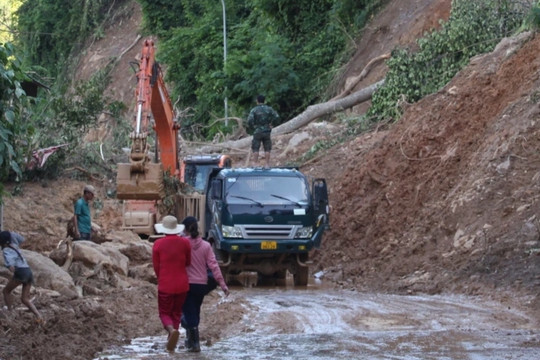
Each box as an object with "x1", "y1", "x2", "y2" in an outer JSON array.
[
  {"x1": 141, "y1": 0, "x2": 381, "y2": 139},
  {"x1": 15, "y1": 0, "x2": 121, "y2": 80},
  {"x1": 0, "y1": 0, "x2": 22, "y2": 44},
  {"x1": 13, "y1": 0, "x2": 382, "y2": 141},
  {"x1": 0, "y1": 42, "x2": 33, "y2": 199}
]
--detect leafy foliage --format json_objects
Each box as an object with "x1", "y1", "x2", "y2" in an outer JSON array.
[
  {"x1": 1, "y1": 51, "x2": 117, "y2": 185},
  {"x1": 33, "y1": 71, "x2": 108, "y2": 148},
  {"x1": 11, "y1": 0, "x2": 382, "y2": 144},
  {"x1": 25, "y1": 65, "x2": 123, "y2": 180},
  {"x1": 0, "y1": 0, "x2": 23, "y2": 43},
  {"x1": 139, "y1": 0, "x2": 381, "y2": 139},
  {"x1": 522, "y1": 1, "x2": 540, "y2": 30},
  {"x1": 0, "y1": 42, "x2": 32, "y2": 199},
  {"x1": 368, "y1": 0, "x2": 530, "y2": 122},
  {"x1": 15, "y1": 0, "x2": 125, "y2": 80}
]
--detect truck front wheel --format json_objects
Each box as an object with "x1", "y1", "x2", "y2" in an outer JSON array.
[
  {"x1": 211, "y1": 239, "x2": 226, "y2": 262},
  {"x1": 293, "y1": 266, "x2": 308, "y2": 286}
]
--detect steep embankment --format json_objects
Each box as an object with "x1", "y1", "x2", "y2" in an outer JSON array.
[{"x1": 313, "y1": 32, "x2": 540, "y2": 306}]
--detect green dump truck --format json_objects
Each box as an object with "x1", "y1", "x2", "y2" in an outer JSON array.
[{"x1": 203, "y1": 167, "x2": 330, "y2": 286}]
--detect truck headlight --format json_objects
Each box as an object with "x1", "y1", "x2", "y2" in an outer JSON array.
[
  {"x1": 294, "y1": 226, "x2": 312, "y2": 238},
  {"x1": 222, "y1": 225, "x2": 243, "y2": 238}
]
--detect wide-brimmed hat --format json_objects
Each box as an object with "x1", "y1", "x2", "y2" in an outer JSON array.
[
  {"x1": 155, "y1": 215, "x2": 185, "y2": 235},
  {"x1": 84, "y1": 185, "x2": 96, "y2": 195}
]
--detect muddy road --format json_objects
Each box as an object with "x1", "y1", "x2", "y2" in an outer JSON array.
[{"x1": 97, "y1": 279, "x2": 540, "y2": 360}]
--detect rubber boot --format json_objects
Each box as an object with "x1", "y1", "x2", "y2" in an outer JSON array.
[
  {"x1": 188, "y1": 327, "x2": 200, "y2": 352},
  {"x1": 181, "y1": 317, "x2": 192, "y2": 349},
  {"x1": 184, "y1": 327, "x2": 194, "y2": 350}
]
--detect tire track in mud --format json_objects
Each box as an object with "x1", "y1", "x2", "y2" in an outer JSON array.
[
  {"x1": 243, "y1": 289, "x2": 536, "y2": 333},
  {"x1": 96, "y1": 287, "x2": 540, "y2": 359}
]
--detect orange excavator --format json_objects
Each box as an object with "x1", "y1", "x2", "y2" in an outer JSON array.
[{"x1": 116, "y1": 39, "x2": 231, "y2": 236}]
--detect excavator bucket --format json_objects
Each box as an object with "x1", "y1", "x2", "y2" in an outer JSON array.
[{"x1": 116, "y1": 162, "x2": 165, "y2": 200}]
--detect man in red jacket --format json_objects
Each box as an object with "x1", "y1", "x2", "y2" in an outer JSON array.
[{"x1": 153, "y1": 215, "x2": 191, "y2": 352}]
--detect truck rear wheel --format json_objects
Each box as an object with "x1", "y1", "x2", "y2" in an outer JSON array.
[{"x1": 293, "y1": 267, "x2": 308, "y2": 286}]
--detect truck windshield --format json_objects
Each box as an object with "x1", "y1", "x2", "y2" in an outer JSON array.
[
  {"x1": 226, "y1": 176, "x2": 309, "y2": 205},
  {"x1": 184, "y1": 164, "x2": 213, "y2": 192}
]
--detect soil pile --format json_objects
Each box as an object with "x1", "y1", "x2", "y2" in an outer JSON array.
[{"x1": 312, "y1": 32, "x2": 540, "y2": 304}]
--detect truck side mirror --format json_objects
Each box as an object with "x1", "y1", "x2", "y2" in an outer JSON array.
[
  {"x1": 313, "y1": 179, "x2": 328, "y2": 212},
  {"x1": 312, "y1": 178, "x2": 330, "y2": 229},
  {"x1": 211, "y1": 179, "x2": 222, "y2": 200}
]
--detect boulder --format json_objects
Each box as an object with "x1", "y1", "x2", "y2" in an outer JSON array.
[
  {"x1": 72, "y1": 241, "x2": 129, "y2": 276},
  {"x1": 104, "y1": 230, "x2": 143, "y2": 244},
  {"x1": 105, "y1": 240, "x2": 152, "y2": 264},
  {"x1": 129, "y1": 263, "x2": 156, "y2": 283},
  {"x1": 101, "y1": 230, "x2": 153, "y2": 263},
  {"x1": 23, "y1": 250, "x2": 79, "y2": 299}
]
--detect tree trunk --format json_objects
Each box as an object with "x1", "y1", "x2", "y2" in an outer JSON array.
[
  {"x1": 198, "y1": 79, "x2": 385, "y2": 153},
  {"x1": 330, "y1": 53, "x2": 390, "y2": 101}
]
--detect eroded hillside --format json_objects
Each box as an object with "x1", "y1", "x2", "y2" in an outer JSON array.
[{"x1": 312, "y1": 32, "x2": 540, "y2": 306}]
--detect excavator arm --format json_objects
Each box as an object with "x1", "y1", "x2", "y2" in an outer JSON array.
[
  {"x1": 116, "y1": 39, "x2": 232, "y2": 237},
  {"x1": 117, "y1": 39, "x2": 180, "y2": 200}
]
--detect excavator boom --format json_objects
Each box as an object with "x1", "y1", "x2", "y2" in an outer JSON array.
[
  {"x1": 116, "y1": 39, "x2": 232, "y2": 237},
  {"x1": 116, "y1": 39, "x2": 179, "y2": 200}
]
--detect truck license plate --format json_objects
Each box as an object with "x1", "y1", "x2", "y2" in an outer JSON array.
[{"x1": 261, "y1": 241, "x2": 277, "y2": 250}]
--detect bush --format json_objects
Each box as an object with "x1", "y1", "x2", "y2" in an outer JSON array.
[{"x1": 368, "y1": 0, "x2": 530, "y2": 122}]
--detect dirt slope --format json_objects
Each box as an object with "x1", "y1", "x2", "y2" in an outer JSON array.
[
  {"x1": 311, "y1": 31, "x2": 540, "y2": 303},
  {"x1": 2, "y1": 0, "x2": 540, "y2": 359}
]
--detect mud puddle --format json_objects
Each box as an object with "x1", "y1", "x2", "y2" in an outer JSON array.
[{"x1": 96, "y1": 280, "x2": 540, "y2": 359}]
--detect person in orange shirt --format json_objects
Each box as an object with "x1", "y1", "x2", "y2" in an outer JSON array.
[{"x1": 152, "y1": 215, "x2": 191, "y2": 352}]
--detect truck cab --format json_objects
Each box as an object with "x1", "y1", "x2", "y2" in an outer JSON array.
[{"x1": 205, "y1": 167, "x2": 330, "y2": 286}]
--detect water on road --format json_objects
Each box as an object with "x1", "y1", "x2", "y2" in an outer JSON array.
[{"x1": 97, "y1": 281, "x2": 540, "y2": 360}]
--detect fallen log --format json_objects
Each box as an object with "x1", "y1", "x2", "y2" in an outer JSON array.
[
  {"x1": 198, "y1": 79, "x2": 385, "y2": 153},
  {"x1": 330, "y1": 53, "x2": 390, "y2": 101}
]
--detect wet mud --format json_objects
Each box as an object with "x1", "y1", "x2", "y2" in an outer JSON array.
[{"x1": 97, "y1": 280, "x2": 540, "y2": 360}]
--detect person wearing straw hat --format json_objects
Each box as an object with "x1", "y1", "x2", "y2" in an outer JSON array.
[{"x1": 152, "y1": 215, "x2": 192, "y2": 352}]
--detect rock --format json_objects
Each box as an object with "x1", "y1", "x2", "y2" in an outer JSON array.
[
  {"x1": 49, "y1": 241, "x2": 70, "y2": 267},
  {"x1": 22, "y1": 250, "x2": 79, "y2": 299},
  {"x1": 71, "y1": 241, "x2": 130, "y2": 276},
  {"x1": 129, "y1": 263, "x2": 156, "y2": 283},
  {"x1": 102, "y1": 236, "x2": 152, "y2": 264}
]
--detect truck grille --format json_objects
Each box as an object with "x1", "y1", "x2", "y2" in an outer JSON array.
[{"x1": 240, "y1": 224, "x2": 298, "y2": 239}]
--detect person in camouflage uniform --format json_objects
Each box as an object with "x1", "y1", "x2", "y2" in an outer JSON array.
[{"x1": 247, "y1": 94, "x2": 280, "y2": 167}]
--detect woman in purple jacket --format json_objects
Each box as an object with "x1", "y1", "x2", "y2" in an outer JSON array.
[{"x1": 180, "y1": 216, "x2": 229, "y2": 352}]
